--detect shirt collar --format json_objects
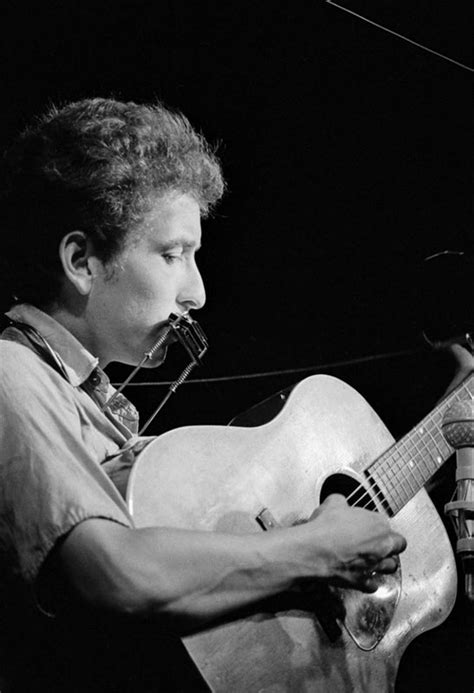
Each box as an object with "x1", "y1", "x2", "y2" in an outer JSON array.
[{"x1": 5, "y1": 303, "x2": 99, "y2": 387}]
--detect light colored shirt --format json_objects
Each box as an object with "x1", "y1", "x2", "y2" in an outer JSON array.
[{"x1": 0, "y1": 304, "x2": 146, "y2": 607}]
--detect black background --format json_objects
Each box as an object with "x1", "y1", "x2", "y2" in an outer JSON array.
[{"x1": 1, "y1": 1, "x2": 472, "y2": 690}]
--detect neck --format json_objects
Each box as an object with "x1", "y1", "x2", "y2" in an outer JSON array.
[{"x1": 46, "y1": 303, "x2": 111, "y2": 367}]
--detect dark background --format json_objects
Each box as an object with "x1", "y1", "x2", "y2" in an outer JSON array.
[{"x1": 1, "y1": 1, "x2": 472, "y2": 690}]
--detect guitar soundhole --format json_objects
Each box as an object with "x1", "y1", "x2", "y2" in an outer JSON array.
[{"x1": 320, "y1": 473, "x2": 378, "y2": 512}]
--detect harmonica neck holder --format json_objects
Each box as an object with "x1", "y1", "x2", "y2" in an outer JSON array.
[{"x1": 101, "y1": 312, "x2": 208, "y2": 434}]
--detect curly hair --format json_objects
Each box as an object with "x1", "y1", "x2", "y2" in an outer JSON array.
[{"x1": 0, "y1": 97, "x2": 225, "y2": 309}]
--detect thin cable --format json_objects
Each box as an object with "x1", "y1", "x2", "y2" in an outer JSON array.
[
  {"x1": 103, "y1": 327, "x2": 171, "y2": 410},
  {"x1": 112, "y1": 347, "x2": 421, "y2": 387},
  {"x1": 325, "y1": 1, "x2": 473, "y2": 73},
  {"x1": 138, "y1": 361, "x2": 197, "y2": 435}
]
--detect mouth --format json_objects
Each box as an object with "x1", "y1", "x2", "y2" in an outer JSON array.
[
  {"x1": 145, "y1": 326, "x2": 175, "y2": 362},
  {"x1": 144, "y1": 312, "x2": 208, "y2": 367}
]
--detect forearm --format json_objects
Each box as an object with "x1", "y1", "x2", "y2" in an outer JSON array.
[
  {"x1": 59, "y1": 519, "x2": 316, "y2": 632},
  {"x1": 130, "y1": 526, "x2": 300, "y2": 628},
  {"x1": 58, "y1": 497, "x2": 405, "y2": 634}
]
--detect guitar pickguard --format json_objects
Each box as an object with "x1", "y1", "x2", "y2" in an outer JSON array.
[
  {"x1": 338, "y1": 566, "x2": 402, "y2": 650},
  {"x1": 257, "y1": 501, "x2": 402, "y2": 652}
]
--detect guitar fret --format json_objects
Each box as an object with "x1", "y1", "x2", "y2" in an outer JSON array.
[
  {"x1": 385, "y1": 464, "x2": 405, "y2": 508},
  {"x1": 412, "y1": 429, "x2": 435, "y2": 479},
  {"x1": 370, "y1": 448, "x2": 412, "y2": 511},
  {"x1": 366, "y1": 372, "x2": 473, "y2": 513},
  {"x1": 366, "y1": 465, "x2": 395, "y2": 508},
  {"x1": 383, "y1": 455, "x2": 408, "y2": 513},
  {"x1": 399, "y1": 437, "x2": 423, "y2": 492},
  {"x1": 391, "y1": 448, "x2": 414, "y2": 507},
  {"x1": 425, "y1": 425, "x2": 446, "y2": 459}
]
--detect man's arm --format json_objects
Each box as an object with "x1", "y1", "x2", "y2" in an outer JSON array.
[{"x1": 57, "y1": 494, "x2": 405, "y2": 634}]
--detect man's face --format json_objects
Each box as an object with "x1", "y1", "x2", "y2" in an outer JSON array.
[{"x1": 87, "y1": 192, "x2": 206, "y2": 366}]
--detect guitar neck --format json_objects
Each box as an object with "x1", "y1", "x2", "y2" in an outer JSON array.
[{"x1": 365, "y1": 372, "x2": 474, "y2": 515}]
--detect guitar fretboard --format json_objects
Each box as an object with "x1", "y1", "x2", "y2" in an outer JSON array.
[{"x1": 366, "y1": 373, "x2": 474, "y2": 515}]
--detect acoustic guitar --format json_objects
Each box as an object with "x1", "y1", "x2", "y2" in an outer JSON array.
[{"x1": 126, "y1": 373, "x2": 473, "y2": 692}]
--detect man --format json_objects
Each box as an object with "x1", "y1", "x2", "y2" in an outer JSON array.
[{"x1": 0, "y1": 98, "x2": 408, "y2": 691}]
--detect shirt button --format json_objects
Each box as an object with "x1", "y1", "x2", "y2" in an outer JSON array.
[{"x1": 89, "y1": 370, "x2": 101, "y2": 387}]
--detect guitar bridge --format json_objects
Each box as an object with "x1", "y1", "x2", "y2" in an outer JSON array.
[{"x1": 256, "y1": 508, "x2": 279, "y2": 531}]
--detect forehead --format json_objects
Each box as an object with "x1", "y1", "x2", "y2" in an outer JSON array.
[{"x1": 138, "y1": 193, "x2": 202, "y2": 243}]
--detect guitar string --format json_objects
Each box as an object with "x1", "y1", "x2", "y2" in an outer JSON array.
[
  {"x1": 355, "y1": 380, "x2": 469, "y2": 511},
  {"x1": 342, "y1": 378, "x2": 474, "y2": 513},
  {"x1": 345, "y1": 409, "x2": 449, "y2": 513},
  {"x1": 343, "y1": 449, "x2": 422, "y2": 516},
  {"x1": 345, "y1": 376, "x2": 474, "y2": 513},
  {"x1": 344, "y1": 424, "x2": 431, "y2": 513},
  {"x1": 380, "y1": 450, "x2": 404, "y2": 511}
]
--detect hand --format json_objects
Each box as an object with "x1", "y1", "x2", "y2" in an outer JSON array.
[
  {"x1": 443, "y1": 343, "x2": 474, "y2": 395},
  {"x1": 306, "y1": 494, "x2": 406, "y2": 593},
  {"x1": 438, "y1": 344, "x2": 474, "y2": 397}
]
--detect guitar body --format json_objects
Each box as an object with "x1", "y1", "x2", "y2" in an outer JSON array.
[{"x1": 126, "y1": 375, "x2": 457, "y2": 692}]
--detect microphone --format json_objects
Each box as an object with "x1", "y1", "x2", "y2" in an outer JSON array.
[{"x1": 442, "y1": 399, "x2": 474, "y2": 602}]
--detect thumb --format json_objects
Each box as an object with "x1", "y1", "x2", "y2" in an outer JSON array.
[{"x1": 309, "y1": 494, "x2": 347, "y2": 520}]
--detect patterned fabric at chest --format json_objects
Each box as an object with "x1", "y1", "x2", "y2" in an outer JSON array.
[{"x1": 84, "y1": 367, "x2": 139, "y2": 435}]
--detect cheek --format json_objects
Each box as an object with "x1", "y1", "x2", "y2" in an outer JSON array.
[
  {"x1": 134, "y1": 275, "x2": 168, "y2": 305},
  {"x1": 100, "y1": 257, "x2": 175, "y2": 323},
  {"x1": 115, "y1": 266, "x2": 158, "y2": 302},
  {"x1": 124, "y1": 272, "x2": 173, "y2": 318}
]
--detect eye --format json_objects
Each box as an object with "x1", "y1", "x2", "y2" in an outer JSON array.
[{"x1": 162, "y1": 252, "x2": 183, "y2": 265}]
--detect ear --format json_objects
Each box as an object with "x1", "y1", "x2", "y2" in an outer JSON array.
[{"x1": 58, "y1": 231, "x2": 100, "y2": 296}]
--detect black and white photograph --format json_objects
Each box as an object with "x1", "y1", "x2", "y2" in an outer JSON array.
[{"x1": 0, "y1": 2, "x2": 472, "y2": 691}]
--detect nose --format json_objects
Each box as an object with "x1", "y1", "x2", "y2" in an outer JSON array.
[{"x1": 178, "y1": 261, "x2": 206, "y2": 313}]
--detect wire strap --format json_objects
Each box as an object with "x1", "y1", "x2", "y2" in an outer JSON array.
[
  {"x1": 113, "y1": 347, "x2": 421, "y2": 387},
  {"x1": 326, "y1": 1, "x2": 473, "y2": 73}
]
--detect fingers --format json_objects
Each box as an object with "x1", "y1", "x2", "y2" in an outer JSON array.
[
  {"x1": 310, "y1": 493, "x2": 407, "y2": 596},
  {"x1": 374, "y1": 556, "x2": 399, "y2": 574},
  {"x1": 355, "y1": 551, "x2": 402, "y2": 593},
  {"x1": 346, "y1": 531, "x2": 405, "y2": 593},
  {"x1": 352, "y1": 554, "x2": 399, "y2": 573},
  {"x1": 360, "y1": 575, "x2": 380, "y2": 593},
  {"x1": 349, "y1": 559, "x2": 399, "y2": 594},
  {"x1": 363, "y1": 531, "x2": 406, "y2": 572},
  {"x1": 361, "y1": 564, "x2": 398, "y2": 593},
  {"x1": 388, "y1": 531, "x2": 407, "y2": 555},
  {"x1": 372, "y1": 532, "x2": 406, "y2": 566}
]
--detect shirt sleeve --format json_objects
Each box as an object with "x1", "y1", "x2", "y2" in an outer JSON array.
[{"x1": 0, "y1": 341, "x2": 134, "y2": 599}]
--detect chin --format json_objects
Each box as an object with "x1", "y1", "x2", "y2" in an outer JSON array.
[
  {"x1": 141, "y1": 358, "x2": 165, "y2": 369},
  {"x1": 142, "y1": 345, "x2": 168, "y2": 368},
  {"x1": 112, "y1": 345, "x2": 167, "y2": 369}
]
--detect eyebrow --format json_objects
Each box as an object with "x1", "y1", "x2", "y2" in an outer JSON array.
[{"x1": 157, "y1": 237, "x2": 201, "y2": 252}]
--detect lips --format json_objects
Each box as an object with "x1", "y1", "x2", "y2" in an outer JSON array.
[
  {"x1": 145, "y1": 314, "x2": 186, "y2": 363},
  {"x1": 163, "y1": 328, "x2": 178, "y2": 346}
]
